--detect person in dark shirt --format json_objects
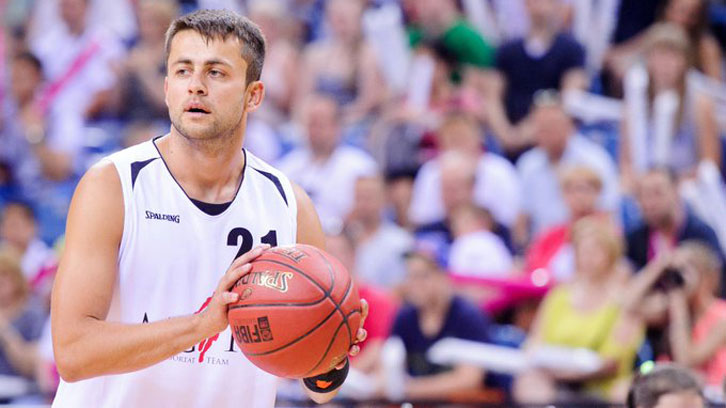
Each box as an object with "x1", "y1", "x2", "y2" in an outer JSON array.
[
  {"x1": 626, "y1": 168, "x2": 724, "y2": 282},
  {"x1": 485, "y1": 0, "x2": 586, "y2": 160},
  {"x1": 388, "y1": 245, "x2": 490, "y2": 400}
]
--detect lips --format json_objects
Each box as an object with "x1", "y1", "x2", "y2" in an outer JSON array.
[{"x1": 184, "y1": 102, "x2": 211, "y2": 114}]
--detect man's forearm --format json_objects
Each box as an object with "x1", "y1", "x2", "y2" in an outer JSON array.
[{"x1": 54, "y1": 312, "x2": 212, "y2": 382}]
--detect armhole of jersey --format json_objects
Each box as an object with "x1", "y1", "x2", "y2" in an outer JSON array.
[
  {"x1": 111, "y1": 159, "x2": 133, "y2": 263},
  {"x1": 280, "y1": 176, "x2": 298, "y2": 242}
]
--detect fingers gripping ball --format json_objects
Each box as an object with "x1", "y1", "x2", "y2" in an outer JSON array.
[{"x1": 227, "y1": 244, "x2": 362, "y2": 378}]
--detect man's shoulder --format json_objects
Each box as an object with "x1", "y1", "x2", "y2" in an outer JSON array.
[
  {"x1": 333, "y1": 145, "x2": 377, "y2": 168},
  {"x1": 569, "y1": 136, "x2": 615, "y2": 167},
  {"x1": 516, "y1": 148, "x2": 547, "y2": 175}
]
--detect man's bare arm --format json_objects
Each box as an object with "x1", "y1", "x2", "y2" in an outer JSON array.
[{"x1": 51, "y1": 162, "x2": 260, "y2": 382}]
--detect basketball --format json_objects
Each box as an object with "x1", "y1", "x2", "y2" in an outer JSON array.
[{"x1": 227, "y1": 244, "x2": 362, "y2": 378}]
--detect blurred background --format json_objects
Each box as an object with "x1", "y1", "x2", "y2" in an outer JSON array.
[{"x1": 2, "y1": 0, "x2": 726, "y2": 406}]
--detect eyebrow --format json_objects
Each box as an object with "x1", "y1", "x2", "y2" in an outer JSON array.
[{"x1": 171, "y1": 58, "x2": 233, "y2": 67}]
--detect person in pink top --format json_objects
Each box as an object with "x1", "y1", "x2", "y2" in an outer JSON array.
[{"x1": 666, "y1": 241, "x2": 726, "y2": 388}]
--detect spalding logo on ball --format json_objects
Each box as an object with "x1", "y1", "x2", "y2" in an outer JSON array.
[{"x1": 227, "y1": 244, "x2": 362, "y2": 378}]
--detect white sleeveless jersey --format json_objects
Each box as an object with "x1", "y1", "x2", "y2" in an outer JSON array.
[{"x1": 53, "y1": 139, "x2": 297, "y2": 408}]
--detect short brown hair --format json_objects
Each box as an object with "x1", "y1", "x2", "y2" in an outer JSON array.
[
  {"x1": 165, "y1": 9, "x2": 266, "y2": 84},
  {"x1": 628, "y1": 363, "x2": 703, "y2": 408}
]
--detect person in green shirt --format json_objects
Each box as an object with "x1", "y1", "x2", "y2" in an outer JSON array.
[{"x1": 407, "y1": 0, "x2": 495, "y2": 81}]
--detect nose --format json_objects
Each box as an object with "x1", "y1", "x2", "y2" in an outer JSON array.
[{"x1": 187, "y1": 71, "x2": 207, "y2": 95}]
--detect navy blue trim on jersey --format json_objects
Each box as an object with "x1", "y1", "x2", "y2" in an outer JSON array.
[
  {"x1": 151, "y1": 135, "x2": 247, "y2": 217},
  {"x1": 189, "y1": 198, "x2": 233, "y2": 216},
  {"x1": 130, "y1": 158, "x2": 159, "y2": 189},
  {"x1": 250, "y1": 167, "x2": 288, "y2": 206}
]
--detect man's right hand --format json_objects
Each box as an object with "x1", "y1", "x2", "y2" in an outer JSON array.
[{"x1": 196, "y1": 244, "x2": 271, "y2": 338}]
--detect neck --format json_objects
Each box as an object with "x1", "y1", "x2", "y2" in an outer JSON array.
[
  {"x1": 311, "y1": 146, "x2": 334, "y2": 162},
  {"x1": 421, "y1": 288, "x2": 452, "y2": 315},
  {"x1": 160, "y1": 125, "x2": 246, "y2": 202},
  {"x1": 657, "y1": 206, "x2": 683, "y2": 236},
  {"x1": 68, "y1": 22, "x2": 85, "y2": 37}
]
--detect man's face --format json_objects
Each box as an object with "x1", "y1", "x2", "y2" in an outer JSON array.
[
  {"x1": 0, "y1": 205, "x2": 36, "y2": 250},
  {"x1": 305, "y1": 97, "x2": 340, "y2": 155},
  {"x1": 351, "y1": 177, "x2": 385, "y2": 223},
  {"x1": 532, "y1": 105, "x2": 572, "y2": 156},
  {"x1": 165, "y1": 30, "x2": 252, "y2": 142},
  {"x1": 652, "y1": 391, "x2": 704, "y2": 408},
  {"x1": 10, "y1": 59, "x2": 42, "y2": 104},
  {"x1": 59, "y1": 0, "x2": 87, "y2": 31},
  {"x1": 525, "y1": 0, "x2": 559, "y2": 25},
  {"x1": 636, "y1": 172, "x2": 677, "y2": 228},
  {"x1": 403, "y1": 256, "x2": 442, "y2": 308}
]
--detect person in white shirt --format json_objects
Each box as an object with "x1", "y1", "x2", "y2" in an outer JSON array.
[
  {"x1": 515, "y1": 90, "x2": 619, "y2": 245},
  {"x1": 277, "y1": 93, "x2": 378, "y2": 229},
  {"x1": 409, "y1": 112, "x2": 522, "y2": 228},
  {"x1": 346, "y1": 174, "x2": 413, "y2": 289},
  {"x1": 449, "y1": 204, "x2": 513, "y2": 279}
]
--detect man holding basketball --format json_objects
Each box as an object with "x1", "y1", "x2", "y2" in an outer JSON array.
[{"x1": 50, "y1": 9, "x2": 366, "y2": 407}]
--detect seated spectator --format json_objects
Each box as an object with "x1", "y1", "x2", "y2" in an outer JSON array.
[
  {"x1": 485, "y1": 0, "x2": 587, "y2": 157},
  {"x1": 629, "y1": 242, "x2": 726, "y2": 391},
  {"x1": 606, "y1": 0, "x2": 723, "y2": 86},
  {"x1": 296, "y1": 0, "x2": 387, "y2": 126},
  {"x1": 346, "y1": 175, "x2": 413, "y2": 289},
  {"x1": 0, "y1": 249, "x2": 45, "y2": 382},
  {"x1": 115, "y1": 0, "x2": 178, "y2": 123},
  {"x1": 627, "y1": 363, "x2": 706, "y2": 408},
  {"x1": 525, "y1": 165, "x2": 608, "y2": 283},
  {"x1": 2, "y1": 51, "x2": 85, "y2": 243},
  {"x1": 449, "y1": 204, "x2": 512, "y2": 279},
  {"x1": 277, "y1": 94, "x2": 378, "y2": 229},
  {"x1": 620, "y1": 24, "x2": 721, "y2": 185},
  {"x1": 29, "y1": 0, "x2": 125, "y2": 121},
  {"x1": 515, "y1": 91, "x2": 620, "y2": 246},
  {"x1": 325, "y1": 232, "x2": 397, "y2": 375},
  {"x1": 382, "y1": 246, "x2": 491, "y2": 400},
  {"x1": 407, "y1": 0, "x2": 495, "y2": 81},
  {"x1": 0, "y1": 201, "x2": 57, "y2": 302},
  {"x1": 514, "y1": 218, "x2": 643, "y2": 404},
  {"x1": 409, "y1": 112, "x2": 522, "y2": 229},
  {"x1": 626, "y1": 168, "x2": 724, "y2": 279}
]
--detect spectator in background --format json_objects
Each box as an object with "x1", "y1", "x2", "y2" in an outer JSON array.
[
  {"x1": 382, "y1": 246, "x2": 490, "y2": 400},
  {"x1": 325, "y1": 232, "x2": 397, "y2": 375},
  {"x1": 346, "y1": 175, "x2": 413, "y2": 289},
  {"x1": 485, "y1": 0, "x2": 587, "y2": 158},
  {"x1": 0, "y1": 249, "x2": 45, "y2": 383},
  {"x1": 407, "y1": 0, "x2": 495, "y2": 81},
  {"x1": 409, "y1": 112, "x2": 522, "y2": 230},
  {"x1": 606, "y1": 0, "x2": 723, "y2": 85},
  {"x1": 515, "y1": 91, "x2": 619, "y2": 247},
  {"x1": 250, "y1": 0, "x2": 301, "y2": 125},
  {"x1": 663, "y1": 242, "x2": 726, "y2": 391},
  {"x1": 29, "y1": 0, "x2": 125, "y2": 121},
  {"x1": 448, "y1": 204, "x2": 512, "y2": 279},
  {"x1": 627, "y1": 363, "x2": 705, "y2": 408},
  {"x1": 115, "y1": 0, "x2": 178, "y2": 124},
  {"x1": 277, "y1": 93, "x2": 378, "y2": 229},
  {"x1": 2, "y1": 52, "x2": 85, "y2": 243},
  {"x1": 296, "y1": 0, "x2": 387, "y2": 126},
  {"x1": 525, "y1": 166, "x2": 607, "y2": 283},
  {"x1": 0, "y1": 201, "x2": 56, "y2": 298},
  {"x1": 620, "y1": 24, "x2": 721, "y2": 187},
  {"x1": 626, "y1": 168, "x2": 724, "y2": 277},
  {"x1": 514, "y1": 218, "x2": 643, "y2": 404}
]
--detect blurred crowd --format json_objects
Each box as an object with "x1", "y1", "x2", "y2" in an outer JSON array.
[{"x1": 2, "y1": 0, "x2": 726, "y2": 405}]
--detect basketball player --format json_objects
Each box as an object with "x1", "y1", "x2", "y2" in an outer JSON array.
[{"x1": 50, "y1": 10, "x2": 367, "y2": 407}]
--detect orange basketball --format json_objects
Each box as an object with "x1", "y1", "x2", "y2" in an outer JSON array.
[{"x1": 227, "y1": 244, "x2": 361, "y2": 378}]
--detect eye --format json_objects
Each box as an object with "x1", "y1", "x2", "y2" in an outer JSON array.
[
  {"x1": 176, "y1": 68, "x2": 190, "y2": 76},
  {"x1": 209, "y1": 69, "x2": 225, "y2": 78}
]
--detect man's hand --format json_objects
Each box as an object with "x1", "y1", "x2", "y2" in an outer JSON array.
[
  {"x1": 196, "y1": 244, "x2": 270, "y2": 339},
  {"x1": 337, "y1": 298, "x2": 369, "y2": 368}
]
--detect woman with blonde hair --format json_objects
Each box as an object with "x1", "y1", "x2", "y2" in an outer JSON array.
[
  {"x1": 0, "y1": 249, "x2": 45, "y2": 380},
  {"x1": 515, "y1": 217, "x2": 644, "y2": 404}
]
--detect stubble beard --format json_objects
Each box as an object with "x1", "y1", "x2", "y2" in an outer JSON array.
[{"x1": 171, "y1": 110, "x2": 245, "y2": 154}]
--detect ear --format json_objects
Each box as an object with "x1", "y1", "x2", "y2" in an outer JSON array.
[
  {"x1": 164, "y1": 76, "x2": 169, "y2": 108},
  {"x1": 244, "y1": 81, "x2": 265, "y2": 113}
]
